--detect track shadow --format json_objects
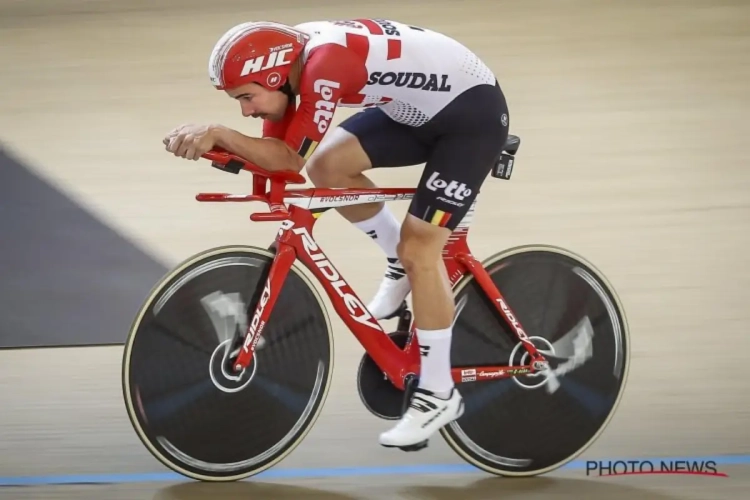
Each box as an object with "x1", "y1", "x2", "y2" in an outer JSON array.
[
  {"x1": 151, "y1": 475, "x2": 685, "y2": 500},
  {"x1": 152, "y1": 480, "x2": 359, "y2": 500},
  {"x1": 401, "y1": 476, "x2": 683, "y2": 500},
  {"x1": 0, "y1": 145, "x2": 167, "y2": 348}
]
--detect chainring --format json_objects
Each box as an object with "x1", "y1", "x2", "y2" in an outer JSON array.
[{"x1": 356, "y1": 331, "x2": 413, "y2": 420}]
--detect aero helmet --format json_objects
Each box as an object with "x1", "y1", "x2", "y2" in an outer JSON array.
[{"x1": 208, "y1": 21, "x2": 309, "y2": 91}]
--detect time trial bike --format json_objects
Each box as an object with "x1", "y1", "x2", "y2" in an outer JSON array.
[{"x1": 121, "y1": 133, "x2": 630, "y2": 481}]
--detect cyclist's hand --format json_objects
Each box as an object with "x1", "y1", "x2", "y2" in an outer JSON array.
[{"x1": 163, "y1": 124, "x2": 220, "y2": 161}]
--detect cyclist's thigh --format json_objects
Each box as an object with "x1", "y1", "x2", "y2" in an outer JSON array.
[
  {"x1": 337, "y1": 107, "x2": 431, "y2": 169},
  {"x1": 409, "y1": 83, "x2": 510, "y2": 231}
]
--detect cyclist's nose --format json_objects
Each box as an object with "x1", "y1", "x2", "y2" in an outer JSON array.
[{"x1": 240, "y1": 100, "x2": 255, "y2": 118}]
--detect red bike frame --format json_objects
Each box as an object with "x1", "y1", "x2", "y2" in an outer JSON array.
[{"x1": 197, "y1": 149, "x2": 549, "y2": 391}]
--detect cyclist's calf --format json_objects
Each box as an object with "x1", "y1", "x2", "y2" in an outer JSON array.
[{"x1": 397, "y1": 215, "x2": 455, "y2": 330}]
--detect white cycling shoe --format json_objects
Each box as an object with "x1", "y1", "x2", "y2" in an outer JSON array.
[
  {"x1": 379, "y1": 387, "x2": 465, "y2": 450},
  {"x1": 367, "y1": 257, "x2": 412, "y2": 320}
]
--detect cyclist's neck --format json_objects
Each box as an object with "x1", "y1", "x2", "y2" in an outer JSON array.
[{"x1": 288, "y1": 59, "x2": 303, "y2": 95}]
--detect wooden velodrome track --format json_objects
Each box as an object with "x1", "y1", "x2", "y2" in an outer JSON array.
[{"x1": 1, "y1": 0, "x2": 749, "y2": 498}]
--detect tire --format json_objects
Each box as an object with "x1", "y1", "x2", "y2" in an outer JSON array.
[
  {"x1": 440, "y1": 244, "x2": 631, "y2": 477},
  {"x1": 121, "y1": 245, "x2": 334, "y2": 482}
]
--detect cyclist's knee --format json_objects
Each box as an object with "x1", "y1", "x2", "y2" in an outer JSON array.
[
  {"x1": 305, "y1": 129, "x2": 371, "y2": 187},
  {"x1": 397, "y1": 216, "x2": 450, "y2": 274},
  {"x1": 306, "y1": 152, "x2": 341, "y2": 187}
]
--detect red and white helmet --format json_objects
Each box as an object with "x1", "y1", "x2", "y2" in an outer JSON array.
[{"x1": 208, "y1": 21, "x2": 310, "y2": 91}]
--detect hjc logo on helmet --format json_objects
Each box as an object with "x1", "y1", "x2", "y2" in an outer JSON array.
[
  {"x1": 313, "y1": 79, "x2": 340, "y2": 134},
  {"x1": 239, "y1": 48, "x2": 295, "y2": 77},
  {"x1": 208, "y1": 22, "x2": 309, "y2": 90}
]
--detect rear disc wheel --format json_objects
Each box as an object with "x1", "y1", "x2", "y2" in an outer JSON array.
[{"x1": 441, "y1": 244, "x2": 630, "y2": 476}]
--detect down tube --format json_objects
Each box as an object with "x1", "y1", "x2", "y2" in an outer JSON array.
[{"x1": 290, "y1": 227, "x2": 412, "y2": 387}]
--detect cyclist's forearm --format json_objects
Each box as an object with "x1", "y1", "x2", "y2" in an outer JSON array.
[{"x1": 212, "y1": 125, "x2": 304, "y2": 172}]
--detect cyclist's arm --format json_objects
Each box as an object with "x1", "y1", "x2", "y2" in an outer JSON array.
[
  {"x1": 212, "y1": 126, "x2": 305, "y2": 172},
  {"x1": 211, "y1": 43, "x2": 365, "y2": 172},
  {"x1": 280, "y1": 44, "x2": 367, "y2": 165},
  {"x1": 212, "y1": 100, "x2": 302, "y2": 172}
]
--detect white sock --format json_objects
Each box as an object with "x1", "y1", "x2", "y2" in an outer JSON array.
[
  {"x1": 416, "y1": 327, "x2": 454, "y2": 398},
  {"x1": 352, "y1": 205, "x2": 401, "y2": 260}
]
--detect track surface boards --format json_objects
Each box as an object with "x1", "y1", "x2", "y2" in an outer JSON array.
[{"x1": 1, "y1": 0, "x2": 749, "y2": 498}]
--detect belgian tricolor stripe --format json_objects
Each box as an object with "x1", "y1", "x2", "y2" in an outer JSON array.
[
  {"x1": 298, "y1": 137, "x2": 319, "y2": 160},
  {"x1": 311, "y1": 208, "x2": 329, "y2": 219},
  {"x1": 430, "y1": 209, "x2": 452, "y2": 227}
]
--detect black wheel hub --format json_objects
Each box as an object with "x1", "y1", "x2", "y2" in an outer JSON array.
[{"x1": 208, "y1": 339, "x2": 258, "y2": 393}]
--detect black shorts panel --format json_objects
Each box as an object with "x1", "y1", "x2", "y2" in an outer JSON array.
[
  {"x1": 337, "y1": 82, "x2": 509, "y2": 231},
  {"x1": 337, "y1": 107, "x2": 430, "y2": 168}
]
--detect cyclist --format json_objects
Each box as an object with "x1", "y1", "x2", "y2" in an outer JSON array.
[{"x1": 163, "y1": 19, "x2": 510, "y2": 450}]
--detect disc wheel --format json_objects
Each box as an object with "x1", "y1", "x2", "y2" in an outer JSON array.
[
  {"x1": 440, "y1": 244, "x2": 630, "y2": 476},
  {"x1": 121, "y1": 245, "x2": 334, "y2": 482}
]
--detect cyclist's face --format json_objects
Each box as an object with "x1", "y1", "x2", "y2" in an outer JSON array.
[{"x1": 227, "y1": 83, "x2": 288, "y2": 121}]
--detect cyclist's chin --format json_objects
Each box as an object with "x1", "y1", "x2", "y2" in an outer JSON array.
[
  {"x1": 252, "y1": 112, "x2": 282, "y2": 122},
  {"x1": 267, "y1": 111, "x2": 287, "y2": 122}
]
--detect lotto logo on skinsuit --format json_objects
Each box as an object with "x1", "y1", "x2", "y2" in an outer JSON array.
[
  {"x1": 313, "y1": 79, "x2": 340, "y2": 134},
  {"x1": 426, "y1": 172, "x2": 472, "y2": 205},
  {"x1": 367, "y1": 72, "x2": 452, "y2": 92},
  {"x1": 240, "y1": 48, "x2": 294, "y2": 76}
]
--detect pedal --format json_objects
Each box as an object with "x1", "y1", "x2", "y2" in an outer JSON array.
[
  {"x1": 398, "y1": 440, "x2": 429, "y2": 452},
  {"x1": 380, "y1": 439, "x2": 429, "y2": 452}
]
